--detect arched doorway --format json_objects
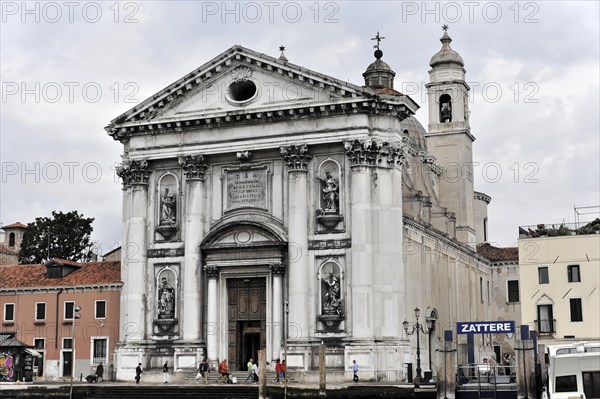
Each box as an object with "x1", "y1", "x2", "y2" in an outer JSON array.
[{"x1": 201, "y1": 217, "x2": 287, "y2": 370}]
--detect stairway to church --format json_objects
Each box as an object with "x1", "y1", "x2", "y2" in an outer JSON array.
[{"x1": 84, "y1": 384, "x2": 258, "y2": 399}]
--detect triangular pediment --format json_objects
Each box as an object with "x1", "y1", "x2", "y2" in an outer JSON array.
[{"x1": 106, "y1": 45, "x2": 419, "y2": 140}]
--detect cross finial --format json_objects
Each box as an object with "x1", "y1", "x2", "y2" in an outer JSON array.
[
  {"x1": 371, "y1": 31, "x2": 385, "y2": 50},
  {"x1": 442, "y1": 24, "x2": 449, "y2": 32}
]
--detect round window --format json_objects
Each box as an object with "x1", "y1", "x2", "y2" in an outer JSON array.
[{"x1": 227, "y1": 80, "x2": 257, "y2": 104}]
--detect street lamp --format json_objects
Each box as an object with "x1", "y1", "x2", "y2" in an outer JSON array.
[
  {"x1": 403, "y1": 307, "x2": 433, "y2": 380},
  {"x1": 69, "y1": 305, "x2": 81, "y2": 399}
]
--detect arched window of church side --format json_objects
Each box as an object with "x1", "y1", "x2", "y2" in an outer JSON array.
[
  {"x1": 156, "y1": 268, "x2": 177, "y2": 320},
  {"x1": 319, "y1": 261, "x2": 343, "y2": 316},
  {"x1": 8, "y1": 233, "x2": 15, "y2": 247},
  {"x1": 483, "y1": 217, "x2": 488, "y2": 242},
  {"x1": 439, "y1": 94, "x2": 452, "y2": 123}
]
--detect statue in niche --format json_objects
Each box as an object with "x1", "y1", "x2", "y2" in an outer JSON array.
[
  {"x1": 157, "y1": 276, "x2": 175, "y2": 319},
  {"x1": 322, "y1": 269, "x2": 342, "y2": 316},
  {"x1": 160, "y1": 188, "x2": 176, "y2": 225},
  {"x1": 317, "y1": 171, "x2": 339, "y2": 213}
]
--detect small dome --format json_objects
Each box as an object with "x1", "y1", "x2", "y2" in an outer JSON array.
[
  {"x1": 399, "y1": 116, "x2": 428, "y2": 149},
  {"x1": 365, "y1": 58, "x2": 393, "y2": 73},
  {"x1": 363, "y1": 49, "x2": 395, "y2": 90},
  {"x1": 429, "y1": 30, "x2": 464, "y2": 68}
]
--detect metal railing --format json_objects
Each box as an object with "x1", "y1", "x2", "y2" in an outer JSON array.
[
  {"x1": 519, "y1": 221, "x2": 600, "y2": 238},
  {"x1": 457, "y1": 364, "x2": 516, "y2": 386}
]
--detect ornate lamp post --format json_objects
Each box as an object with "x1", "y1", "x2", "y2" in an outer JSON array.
[{"x1": 403, "y1": 307, "x2": 433, "y2": 380}]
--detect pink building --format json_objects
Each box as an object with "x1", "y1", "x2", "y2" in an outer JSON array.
[{"x1": 0, "y1": 259, "x2": 121, "y2": 380}]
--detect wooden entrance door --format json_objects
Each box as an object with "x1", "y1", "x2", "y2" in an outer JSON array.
[{"x1": 227, "y1": 278, "x2": 266, "y2": 370}]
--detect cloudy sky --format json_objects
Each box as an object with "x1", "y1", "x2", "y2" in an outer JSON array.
[{"x1": 1, "y1": 1, "x2": 598, "y2": 255}]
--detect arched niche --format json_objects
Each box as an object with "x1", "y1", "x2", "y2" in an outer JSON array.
[
  {"x1": 316, "y1": 159, "x2": 342, "y2": 214},
  {"x1": 156, "y1": 267, "x2": 178, "y2": 320},
  {"x1": 317, "y1": 260, "x2": 344, "y2": 317},
  {"x1": 156, "y1": 173, "x2": 179, "y2": 240}
]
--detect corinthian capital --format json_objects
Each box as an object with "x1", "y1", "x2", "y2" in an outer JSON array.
[
  {"x1": 116, "y1": 159, "x2": 150, "y2": 187},
  {"x1": 178, "y1": 154, "x2": 208, "y2": 180},
  {"x1": 280, "y1": 144, "x2": 311, "y2": 171},
  {"x1": 344, "y1": 140, "x2": 403, "y2": 168}
]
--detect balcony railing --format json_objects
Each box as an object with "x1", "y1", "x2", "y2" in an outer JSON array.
[
  {"x1": 519, "y1": 220, "x2": 600, "y2": 238},
  {"x1": 535, "y1": 318, "x2": 556, "y2": 334}
]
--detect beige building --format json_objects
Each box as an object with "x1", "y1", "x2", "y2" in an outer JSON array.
[
  {"x1": 518, "y1": 220, "x2": 600, "y2": 345},
  {"x1": 0, "y1": 222, "x2": 27, "y2": 265},
  {"x1": 106, "y1": 29, "x2": 501, "y2": 382}
]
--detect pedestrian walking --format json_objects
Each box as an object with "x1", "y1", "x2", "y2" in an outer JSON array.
[
  {"x1": 352, "y1": 360, "x2": 359, "y2": 382},
  {"x1": 280, "y1": 359, "x2": 286, "y2": 381},
  {"x1": 196, "y1": 358, "x2": 209, "y2": 384},
  {"x1": 274, "y1": 359, "x2": 282, "y2": 383},
  {"x1": 244, "y1": 358, "x2": 254, "y2": 383},
  {"x1": 218, "y1": 359, "x2": 230, "y2": 383},
  {"x1": 252, "y1": 360, "x2": 259, "y2": 383},
  {"x1": 95, "y1": 362, "x2": 104, "y2": 382},
  {"x1": 163, "y1": 361, "x2": 170, "y2": 383},
  {"x1": 135, "y1": 363, "x2": 143, "y2": 384}
]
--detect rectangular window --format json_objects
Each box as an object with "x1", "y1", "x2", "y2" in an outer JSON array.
[
  {"x1": 480, "y1": 277, "x2": 484, "y2": 302},
  {"x1": 487, "y1": 280, "x2": 491, "y2": 303},
  {"x1": 538, "y1": 267, "x2": 549, "y2": 284},
  {"x1": 63, "y1": 338, "x2": 72, "y2": 349},
  {"x1": 3, "y1": 303, "x2": 15, "y2": 321},
  {"x1": 507, "y1": 280, "x2": 520, "y2": 303},
  {"x1": 95, "y1": 301, "x2": 106, "y2": 319},
  {"x1": 568, "y1": 265, "x2": 581, "y2": 282},
  {"x1": 35, "y1": 302, "x2": 46, "y2": 320},
  {"x1": 556, "y1": 375, "x2": 578, "y2": 392},
  {"x1": 64, "y1": 301, "x2": 74, "y2": 320},
  {"x1": 34, "y1": 338, "x2": 45, "y2": 349},
  {"x1": 570, "y1": 298, "x2": 583, "y2": 322},
  {"x1": 537, "y1": 304, "x2": 555, "y2": 333},
  {"x1": 92, "y1": 338, "x2": 108, "y2": 363}
]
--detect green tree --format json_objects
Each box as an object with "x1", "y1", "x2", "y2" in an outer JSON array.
[{"x1": 18, "y1": 211, "x2": 95, "y2": 264}]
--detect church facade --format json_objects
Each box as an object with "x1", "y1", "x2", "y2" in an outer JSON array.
[{"x1": 107, "y1": 30, "x2": 496, "y2": 381}]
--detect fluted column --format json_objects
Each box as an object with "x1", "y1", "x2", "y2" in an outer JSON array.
[
  {"x1": 205, "y1": 266, "x2": 219, "y2": 361},
  {"x1": 281, "y1": 145, "x2": 311, "y2": 340},
  {"x1": 271, "y1": 262, "x2": 285, "y2": 360},
  {"x1": 116, "y1": 159, "x2": 151, "y2": 342},
  {"x1": 179, "y1": 155, "x2": 208, "y2": 342}
]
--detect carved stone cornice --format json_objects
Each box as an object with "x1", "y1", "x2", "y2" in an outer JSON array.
[
  {"x1": 344, "y1": 140, "x2": 403, "y2": 168},
  {"x1": 178, "y1": 154, "x2": 208, "y2": 180},
  {"x1": 116, "y1": 159, "x2": 150, "y2": 187},
  {"x1": 204, "y1": 265, "x2": 218, "y2": 279},
  {"x1": 270, "y1": 262, "x2": 286, "y2": 276},
  {"x1": 280, "y1": 145, "x2": 311, "y2": 171}
]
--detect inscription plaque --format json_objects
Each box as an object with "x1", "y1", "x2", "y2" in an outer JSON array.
[{"x1": 226, "y1": 168, "x2": 267, "y2": 210}]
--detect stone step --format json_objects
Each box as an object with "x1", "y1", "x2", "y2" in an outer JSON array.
[{"x1": 85, "y1": 385, "x2": 258, "y2": 399}]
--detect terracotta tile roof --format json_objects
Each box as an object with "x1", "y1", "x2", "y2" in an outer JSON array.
[
  {"x1": 365, "y1": 86, "x2": 404, "y2": 96},
  {"x1": 0, "y1": 243, "x2": 17, "y2": 255},
  {"x1": 1, "y1": 222, "x2": 27, "y2": 229},
  {"x1": 477, "y1": 243, "x2": 519, "y2": 262},
  {"x1": 0, "y1": 261, "x2": 121, "y2": 289}
]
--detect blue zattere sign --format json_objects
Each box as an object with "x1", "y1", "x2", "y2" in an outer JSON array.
[{"x1": 457, "y1": 321, "x2": 515, "y2": 334}]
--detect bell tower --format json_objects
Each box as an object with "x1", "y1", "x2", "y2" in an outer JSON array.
[{"x1": 424, "y1": 26, "x2": 476, "y2": 247}]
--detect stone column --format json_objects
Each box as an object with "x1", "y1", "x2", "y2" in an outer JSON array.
[
  {"x1": 271, "y1": 262, "x2": 286, "y2": 361},
  {"x1": 116, "y1": 159, "x2": 151, "y2": 342},
  {"x1": 344, "y1": 140, "x2": 405, "y2": 339},
  {"x1": 281, "y1": 145, "x2": 312, "y2": 340},
  {"x1": 205, "y1": 266, "x2": 219, "y2": 362},
  {"x1": 179, "y1": 155, "x2": 208, "y2": 342}
]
